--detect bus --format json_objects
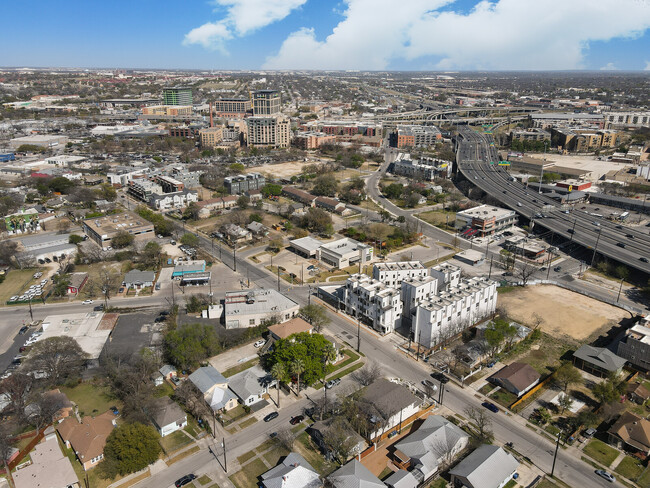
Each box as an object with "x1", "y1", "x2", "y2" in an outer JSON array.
[{"x1": 620, "y1": 211, "x2": 629, "y2": 221}]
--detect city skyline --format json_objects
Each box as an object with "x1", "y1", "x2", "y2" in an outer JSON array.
[{"x1": 1, "y1": 0, "x2": 650, "y2": 71}]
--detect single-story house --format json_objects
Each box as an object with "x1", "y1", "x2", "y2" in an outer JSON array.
[
  {"x1": 149, "y1": 396, "x2": 187, "y2": 437},
  {"x1": 607, "y1": 411, "x2": 650, "y2": 455},
  {"x1": 268, "y1": 317, "x2": 313, "y2": 341},
  {"x1": 247, "y1": 221, "x2": 268, "y2": 237},
  {"x1": 172, "y1": 260, "x2": 206, "y2": 278},
  {"x1": 67, "y1": 272, "x2": 88, "y2": 295},
  {"x1": 227, "y1": 364, "x2": 276, "y2": 407},
  {"x1": 160, "y1": 364, "x2": 177, "y2": 380},
  {"x1": 627, "y1": 383, "x2": 650, "y2": 405},
  {"x1": 13, "y1": 436, "x2": 79, "y2": 488},
  {"x1": 328, "y1": 459, "x2": 384, "y2": 488},
  {"x1": 488, "y1": 362, "x2": 541, "y2": 397},
  {"x1": 122, "y1": 270, "x2": 156, "y2": 290},
  {"x1": 393, "y1": 415, "x2": 469, "y2": 479},
  {"x1": 308, "y1": 417, "x2": 366, "y2": 462},
  {"x1": 261, "y1": 452, "x2": 320, "y2": 488},
  {"x1": 384, "y1": 470, "x2": 419, "y2": 488},
  {"x1": 245, "y1": 189, "x2": 263, "y2": 203},
  {"x1": 188, "y1": 366, "x2": 237, "y2": 412},
  {"x1": 56, "y1": 411, "x2": 116, "y2": 471},
  {"x1": 449, "y1": 445, "x2": 519, "y2": 488},
  {"x1": 360, "y1": 379, "x2": 422, "y2": 441},
  {"x1": 573, "y1": 345, "x2": 626, "y2": 378},
  {"x1": 222, "y1": 223, "x2": 252, "y2": 243}
]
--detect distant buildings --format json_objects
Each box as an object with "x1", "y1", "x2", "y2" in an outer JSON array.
[
  {"x1": 10, "y1": 134, "x2": 68, "y2": 149},
  {"x1": 616, "y1": 323, "x2": 650, "y2": 371},
  {"x1": 389, "y1": 125, "x2": 442, "y2": 148},
  {"x1": 163, "y1": 87, "x2": 193, "y2": 106},
  {"x1": 605, "y1": 111, "x2": 650, "y2": 129},
  {"x1": 214, "y1": 98, "x2": 251, "y2": 118},
  {"x1": 293, "y1": 131, "x2": 337, "y2": 150},
  {"x1": 142, "y1": 105, "x2": 192, "y2": 117},
  {"x1": 127, "y1": 177, "x2": 198, "y2": 210},
  {"x1": 247, "y1": 116, "x2": 290, "y2": 148},
  {"x1": 510, "y1": 128, "x2": 551, "y2": 142}
]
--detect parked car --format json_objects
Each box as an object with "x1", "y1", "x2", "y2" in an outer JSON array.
[
  {"x1": 595, "y1": 470, "x2": 615, "y2": 483},
  {"x1": 264, "y1": 412, "x2": 279, "y2": 422},
  {"x1": 584, "y1": 428, "x2": 597, "y2": 438},
  {"x1": 289, "y1": 415, "x2": 304, "y2": 425},
  {"x1": 175, "y1": 474, "x2": 197, "y2": 488},
  {"x1": 482, "y1": 401, "x2": 499, "y2": 413},
  {"x1": 82, "y1": 299, "x2": 94, "y2": 305},
  {"x1": 93, "y1": 304, "x2": 104, "y2": 311},
  {"x1": 253, "y1": 340, "x2": 266, "y2": 348},
  {"x1": 422, "y1": 379, "x2": 438, "y2": 391},
  {"x1": 18, "y1": 326, "x2": 29, "y2": 335},
  {"x1": 430, "y1": 372, "x2": 449, "y2": 384},
  {"x1": 553, "y1": 266, "x2": 562, "y2": 272}
]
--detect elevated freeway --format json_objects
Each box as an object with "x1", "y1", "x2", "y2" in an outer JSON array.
[{"x1": 456, "y1": 126, "x2": 650, "y2": 275}]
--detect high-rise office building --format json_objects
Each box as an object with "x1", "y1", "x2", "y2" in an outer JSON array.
[
  {"x1": 247, "y1": 116, "x2": 290, "y2": 148},
  {"x1": 252, "y1": 90, "x2": 281, "y2": 115},
  {"x1": 163, "y1": 87, "x2": 193, "y2": 106}
]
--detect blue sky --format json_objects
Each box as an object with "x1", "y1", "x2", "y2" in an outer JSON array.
[{"x1": 2, "y1": 0, "x2": 650, "y2": 71}]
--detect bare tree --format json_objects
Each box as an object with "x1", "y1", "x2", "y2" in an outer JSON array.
[
  {"x1": 321, "y1": 418, "x2": 356, "y2": 465},
  {"x1": 515, "y1": 261, "x2": 536, "y2": 287},
  {"x1": 0, "y1": 423, "x2": 15, "y2": 478},
  {"x1": 274, "y1": 429, "x2": 297, "y2": 451},
  {"x1": 96, "y1": 266, "x2": 121, "y2": 308},
  {"x1": 464, "y1": 406, "x2": 494, "y2": 444},
  {"x1": 432, "y1": 435, "x2": 459, "y2": 470},
  {"x1": 530, "y1": 313, "x2": 544, "y2": 330},
  {"x1": 57, "y1": 218, "x2": 71, "y2": 234},
  {"x1": 25, "y1": 336, "x2": 87, "y2": 386},
  {"x1": 0, "y1": 373, "x2": 33, "y2": 423},
  {"x1": 28, "y1": 391, "x2": 69, "y2": 432},
  {"x1": 351, "y1": 362, "x2": 382, "y2": 386}
]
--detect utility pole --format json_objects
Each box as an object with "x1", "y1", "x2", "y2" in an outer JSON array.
[
  {"x1": 301, "y1": 263, "x2": 304, "y2": 285},
  {"x1": 233, "y1": 244, "x2": 237, "y2": 272},
  {"x1": 590, "y1": 228, "x2": 602, "y2": 267},
  {"x1": 551, "y1": 431, "x2": 561, "y2": 478},
  {"x1": 569, "y1": 218, "x2": 577, "y2": 242},
  {"x1": 219, "y1": 240, "x2": 222, "y2": 262},
  {"x1": 488, "y1": 257, "x2": 493, "y2": 280},
  {"x1": 356, "y1": 314, "x2": 361, "y2": 353},
  {"x1": 222, "y1": 437, "x2": 227, "y2": 473},
  {"x1": 308, "y1": 285, "x2": 311, "y2": 306},
  {"x1": 277, "y1": 267, "x2": 281, "y2": 292},
  {"x1": 617, "y1": 275, "x2": 625, "y2": 302},
  {"x1": 28, "y1": 297, "x2": 33, "y2": 322},
  {"x1": 438, "y1": 384, "x2": 445, "y2": 405}
]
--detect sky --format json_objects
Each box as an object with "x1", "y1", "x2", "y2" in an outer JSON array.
[{"x1": 2, "y1": 0, "x2": 650, "y2": 71}]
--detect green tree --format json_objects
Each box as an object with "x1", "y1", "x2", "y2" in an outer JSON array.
[
  {"x1": 48, "y1": 176, "x2": 76, "y2": 194},
  {"x1": 299, "y1": 304, "x2": 330, "y2": 332},
  {"x1": 592, "y1": 380, "x2": 618, "y2": 405},
  {"x1": 182, "y1": 202, "x2": 200, "y2": 221},
  {"x1": 301, "y1": 208, "x2": 333, "y2": 236},
  {"x1": 268, "y1": 333, "x2": 336, "y2": 387},
  {"x1": 69, "y1": 234, "x2": 84, "y2": 245},
  {"x1": 25, "y1": 336, "x2": 87, "y2": 386},
  {"x1": 237, "y1": 195, "x2": 250, "y2": 209},
  {"x1": 139, "y1": 241, "x2": 161, "y2": 270},
  {"x1": 558, "y1": 394, "x2": 574, "y2": 414},
  {"x1": 111, "y1": 230, "x2": 134, "y2": 249},
  {"x1": 535, "y1": 407, "x2": 552, "y2": 426},
  {"x1": 98, "y1": 183, "x2": 117, "y2": 202},
  {"x1": 102, "y1": 423, "x2": 161, "y2": 478},
  {"x1": 163, "y1": 324, "x2": 221, "y2": 370},
  {"x1": 229, "y1": 163, "x2": 245, "y2": 172},
  {"x1": 312, "y1": 174, "x2": 339, "y2": 197},
  {"x1": 271, "y1": 363, "x2": 287, "y2": 407},
  {"x1": 261, "y1": 183, "x2": 283, "y2": 197},
  {"x1": 383, "y1": 183, "x2": 404, "y2": 199},
  {"x1": 291, "y1": 359, "x2": 306, "y2": 396},
  {"x1": 180, "y1": 233, "x2": 199, "y2": 247},
  {"x1": 553, "y1": 362, "x2": 583, "y2": 392}
]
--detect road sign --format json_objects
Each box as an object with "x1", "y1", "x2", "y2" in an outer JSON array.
[{"x1": 568, "y1": 185, "x2": 573, "y2": 192}]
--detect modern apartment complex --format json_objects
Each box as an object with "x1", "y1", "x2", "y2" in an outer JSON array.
[
  {"x1": 392, "y1": 153, "x2": 453, "y2": 180},
  {"x1": 247, "y1": 116, "x2": 290, "y2": 148},
  {"x1": 342, "y1": 274, "x2": 404, "y2": 335},
  {"x1": 509, "y1": 128, "x2": 551, "y2": 142},
  {"x1": 616, "y1": 323, "x2": 650, "y2": 371},
  {"x1": 293, "y1": 131, "x2": 336, "y2": 150},
  {"x1": 142, "y1": 105, "x2": 192, "y2": 117},
  {"x1": 605, "y1": 111, "x2": 650, "y2": 128},
  {"x1": 163, "y1": 87, "x2": 193, "y2": 106},
  {"x1": 224, "y1": 173, "x2": 266, "y2": 195},
  {"x1": 252, "y1": 90, "x2": 281, "y2": 115},
  {"x1": 372, "y1": 261, "x2": 429, "y2": 287},
  {"x1": 214, "y1": 98, "x2": 251, "y2": 118},
  {"x1": 389, "y1": 125, "x2": 442, "y2": 148}
]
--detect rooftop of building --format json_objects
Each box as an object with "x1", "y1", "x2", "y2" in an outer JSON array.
[
  {"x1": 374, "y1": 261, "x2": 425, "y2": 272},
  {"x1": 457, "y1": 204, "x2": 515, "y2": 220},
  {"x1": 83, "y1": 211, "x2": 152, "y2": 234},
  {"x1": 224, "y1": 289, "x2": 298, "y2": 317},
  {"x1": 38, "y1": 312, "x2": 117, "y2": 360},
  {"x1": 320, "y1": 237, "x2": 369, "y2": 256},
  {"x1": 625, "y1": 324, "x2": 650, "y2": 345}
]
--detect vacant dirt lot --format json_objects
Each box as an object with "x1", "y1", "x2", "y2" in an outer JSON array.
[
  {"x1": 246, "y1": 161, "x2": 308, "y2": 179},
  {"x1": 497, "y1": 285, "x2": 630, "y2": 341}
]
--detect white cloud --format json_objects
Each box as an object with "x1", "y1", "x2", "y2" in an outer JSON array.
[
  {"x1": 600, "y1": 62, "x2": 618, "y2": 71},
  {"x1": 264, "y1": 0, "x2": 650, "y2": 70},
  {"x1": 184, "y1": 0, "x2": 307, "y2": 50},
  {"x1": 645, "y1": 60, "x2": 650, "y2": 70}
]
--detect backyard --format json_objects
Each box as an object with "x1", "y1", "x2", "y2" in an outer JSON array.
[{"x1": 60, "y1": 381, "x2": 118, "y2": 417}]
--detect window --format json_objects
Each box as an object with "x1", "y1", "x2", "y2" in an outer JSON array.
[{"x1": 249, "y1": 319, "x2": 256, "y2": 325}]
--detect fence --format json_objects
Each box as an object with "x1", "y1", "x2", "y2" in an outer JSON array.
[{"x1": 510, "y1": 374, "x2": 554, "y2": 411}]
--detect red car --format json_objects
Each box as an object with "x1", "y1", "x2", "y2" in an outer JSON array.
[{"x1": 289, "y1": 415, "x2": 304, "y2": 425}]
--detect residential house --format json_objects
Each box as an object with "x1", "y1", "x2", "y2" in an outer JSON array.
[
  {"x1": 188, "y1": 366, "x2": 237, "y2": 412},
  {"x1": 328, "y1": 460, "x2": 384, "y2": 488},
  {"x1": 315, "y1": 196, "x2": 345, "y2": 214},
  {"x1": 261, "y1": 452, "x2": 320, "y2": 488},
  {"x1": 488, "y1": 363, "x2": 541, "y2": 397},
  {"x1": 308, "y1": 418, "x2": 366, "y2": 462},
  {"x1": 222, "y1": 223, "x2": 252, "y2": 244},
  {"x1": 393, "y1": 416, "x2": 469, "y2": 479},
  {"x1": 149, "y1": 397, "x2": 187, "y2": 437},
  {"x1": 67, "y1": 272, "x2": 88, "y2": 296},
  {"x1": 159, "y1": 364, "x2": 177, "y2": 381},
  {"x1": 282, "y1": 187, "x2": 317, "y2": 207},
  {"x1": 247, "y1": 221, "x2": 268, "y2": 237},
  {"x1": 228, "y1": 365, "x2": 276, "y2": 407},
  {"x1": 449, "y1": 445, "x2": 519, "y2": 488},
  {"x1": 268, "y1": 317, "x2": 313, "y2": 341},
  {"x1": 627, "y1": 383, "x2": 650, "y2": 405},
  {"x1": 13, "y1": 436, "x2": 79, "y2": 488},
  {"x1": 361, "y1": 379, "x2": 421, "y2": 441},
  {"x1": 56, "y1": 411, "x2": 116, "y2": 470},
  {"x1": 573, "y1": 345, "x2": 626, "y2": 378},
  {"x1": 607, "y1": 412, "x2": 650, "y2": 455},
  {"x1": 245, "y1": 189, "x2": 263, "y2": 203},
  {"x1": 122, "y1": 270, "x2": 156, "y2": 290},
  {"x1": 384, "y1": 470, "x2": 419, "y2": 488}
]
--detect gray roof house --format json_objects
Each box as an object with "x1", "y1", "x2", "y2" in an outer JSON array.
[
  {"x1": 122, "y1": 270, "x2": 155, "y2": 289},
  {"x1": 488, "y1": 362, "x2": 540, "y2": 397},
  {"x1": 393, "y1": 416, "x2": 469, "y2": 479},
  {"x1": 188, "y1": 366, "x2": 238, "y2": 412},
  {"x1": 149, "y1": 397, "x2": 187, "y2": 437},
  {"x1": 308, "y1": 418, "x2": 366, "y2": 462},
  {"x1": 228, "y1": 365, "x2": 276, "y2": 406},
  {"x1": 361, "y1": 379, "x2": 422, "y2": 441},
  {"x1": 384, "y1": 470, "x2": 418, "y2": 488},
  {"x1": 261, "y1": 452, "x2": 320, "y2": 488},
  {"x1": 573, "y1": 345, "x2": 626, "y2": 378},
  {"x1": 449, "y1": 445, "x2": 518, "y2": 488},
  {"x1": 328, "y1": 460, "x2": 384, "y2": 488}
]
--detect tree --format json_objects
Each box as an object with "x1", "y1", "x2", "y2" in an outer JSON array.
[
  {"x1": 0, "y1": 372, "x2": 33, "y2": 422},
  {"x1": 405, "y1": 193, "x2": 421, "y2": 208},
  {"x1": 593, "y1": 380, "x2": 618, "y2": 405},
  {"x1": 535, "y1": 407, "x2": 552, "y2": 426},
  {"x1": 299, "y1": 304, "x2": 330, "y2": 332},
  {"x1": 262, "y1": 183, "x2": 283, "y2": 197},
  {"x1": 291, "y1": 359, "x2": 306, "y2": 396},
  {"x1": 174, "y1": 381, "x2": 211, "y2": 422},
  {"x1": 25, "y1": 337, "x2": 87, "y2": 385},
  {"x1": 379, "y1": 210, "x2": 391, "y2": 222},
  {"x1": 237, "y1": 195, "x2": 250, "y2": 209},
  {"x1": 464, "y1": 406, "x2": 494, "y2": 444},
  {"x1": 516, "y1": 261, "x2": 536, "y2": 286},
  {"x1": 271, "y1": 363, "x2": 287, "y2": 407},
  {"x1": 102, "y1": 423, "x2": 161, "y2": 478},
  {"x1": 274, "y1": 429, "x2": 296, "y2": 451},
  {"x1": 0, "y1": 424, "x2": 15, "y2": 477},
  {"x1": 139, "y1": 241, "x2": 162, "y2": 270},
  {"x1": 95, "y1": 266, "x2": 121, "y2": 308},
  {"x1": 269, "y1": 333, "x2": 336, "y2": 388},
  {"x1": 0, "y1": 240, "x2": 18, "y2": 266},
  {"x1": 69, "y1": 234, "x2": 84, "y2": 244},
  {"x1": 321, "y1": 418, "x2": 356, "y2": 464},
  {"x1": 180, "y1": 233, "x2": 199, "y2": 247},
  {"x1": 301, "y1": 208, "x2": 333, "y2": 236},
  {"x1": 164, "y1": 324, "x2": 221, "y2": 370},
  {"x1": 98, "y1": 183, "x2": 117, "y2": 202},
  {"x1": 351, "y1": 362, "x2": 382, "y2": 386},
  {"x1": 553, "y1": 362, "x2": 583, "y2": 392},
  {"x1": 182, "y1": 202, "x2": 200, "y2": 221},
  {"x1": 558, "y1": 393, "x2": 574, "y2": 414},
  {"x1": 111, "y1": 230, "x2": 134, "y2": 249},
  {"x1": 383, "y1": 183, "x2": 404, "y2": 199},
  {"x1": 28, "y1": 390, "x2": 69, "y2": 432},
  {"x1": 312, "y1": 174, "x2": 339, "y2": 197},
  {"x1": 57, "y1": 218, "x2": 71, "y2": 233}
]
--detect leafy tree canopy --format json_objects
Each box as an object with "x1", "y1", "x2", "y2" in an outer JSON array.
[{"x1": 268, "y1": 332, "x2": 335, "y2": 386}]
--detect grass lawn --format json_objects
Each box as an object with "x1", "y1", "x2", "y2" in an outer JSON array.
[
  {"x1": 427, "y1": 478, "x2": 447, "y2": 488},
  {"x1": 479, "y1": 384, "x2": 496, "y2": 395},
  {"x1": 222, "y1": 358, "x2": 259, "y2": 378},
  {"x1": 184, "y1": 415, "x2": 203, "y2": 438},
  {"x1": 60, "y1": 382, "x2": 118, "y2": 417},
  {"x1": 490, "y1": 388, "x2": 518, "y2": 408},
  {"x1": 197, "y1": 475, "x2": 212, "y2": 486},
  {"x1": 316, "y1": 363, "x2": 364, "y2": 389},
  {"x1": 229, "y1": 458, "x2": 267, "y2": 488},
  {"x1": 510, "y1": 332, "x2": 574, "y2": 377},
  {"x1": 255, "y1": 438, "x2": 276, "y2": 454},
  {"x1": 614, "y1": 456, "x2": 644, "y2": 481},
  {"x1": 378, "y1": 467, "x2": 393, "y2": 481},
  {"x1": 583, "y1": 439, "x2": 619, "y2": 467},
  {"x1": 160, "y1": 430, "x2": 193, "y2": 454},
  {"x1": 637, "y1": 467, "x2": 650, "y2": 488},
  {"x1": 263, "y1": 446, "x2": 290, "y2": 467},
  {"x1": 0, "y1": 268, "x2": 43, "y2": 305},
  {"x1": 417, "y1": 209, "x2": 456, "y2": 231},
  {"x1": 154, "y1": 382, "x2": 174, "y2": 398},
  {"x1": 503, "y1": 480, "x2": 518, "y2": 488},
  {"x1": 166, "y1": 446, "x2": 200, "y2": 466},
  {"x1": 239, "y1": 417, "x2": 258, "y2": 429},
  {"x1": 237, "y1": 450, "x2": 257, "y2": 465},
  {"x1": 295, "y1": 432, "x2": 336, "y2": 476}
]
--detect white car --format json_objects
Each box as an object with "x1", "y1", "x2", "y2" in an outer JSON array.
[
  {"x1": 253, "y1": 340, "x2": 266, "y2": 348},
  {"x1": 82, "y1": 299, "x2": 94, "y2": 305},
  {"x1": 9, "y1": 296, "x2": 18, "y2": 301}
]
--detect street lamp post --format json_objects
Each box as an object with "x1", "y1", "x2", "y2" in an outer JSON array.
[
  {"x1": 617, "y1": 275, "x2": 625, "y2": 302},
  {"x1": 590, "y1": 228, "x2": 602, "y2": 267},
  {"x1": 551, "y1": 431, "x2": 562, "y2": 478}
]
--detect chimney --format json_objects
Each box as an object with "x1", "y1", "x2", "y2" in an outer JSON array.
[{"x1": 209, "y1": 102, "x2": 214, "y2": 128}]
